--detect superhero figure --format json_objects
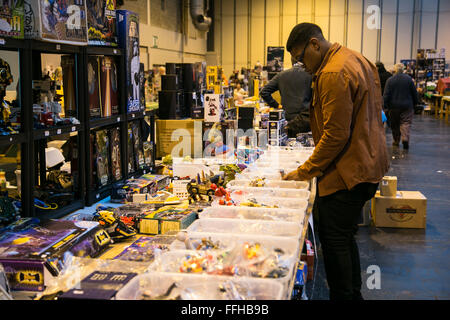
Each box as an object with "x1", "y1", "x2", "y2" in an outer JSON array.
[{"x1": 0, "y1": 58, "x2": 13, "y2": 126}]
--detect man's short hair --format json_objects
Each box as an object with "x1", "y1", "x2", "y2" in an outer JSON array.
[
  {"x1": 394, "y1": 63, "x2": 405, "y2": 74},
  {"x1": 286, "y1": 23, "x2": 324, "y2": 52}
]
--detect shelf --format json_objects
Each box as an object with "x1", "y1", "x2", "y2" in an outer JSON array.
[
  {"x1": 30, "y1": 40, "x2": 82, "y2": 54},
  {"x1": 33, "y1": 124, "x2": 82, "y2": 140},
  {"x1": 86, "y1": 46, "x2": 122, "y2": 56},
  {"x1": 37, "y1": 199, "x2": 84, "y2": 220},
  {"x1": 0, "y1": 37, "x2": 26, "y2": 50},
  {"x1": 0, "y1": 133, "x2": 26, "y2": 146},
  {"x1": 86, "y1": 182, "x2": 119, "y2": 206},
  {"x1": 89, "y1": 115, "x2": 124, "y2": 130}
]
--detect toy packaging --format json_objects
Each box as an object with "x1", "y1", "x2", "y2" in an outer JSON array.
[
  {"x1": 100, "y1": 56, "x2": 119, "y2": 117},
  {"x1": 117, "y1": 10, "x2": 141, "y2": 112},
  {"x1": 95, "y1": 129, "x2": 110, "y2": 187},
  {"x1": 204, "y1": 94, "x2": 224, "y2": 122},
  {"x1": 0, "y1": 0, "x2": 24, "y2": 39},
  {"x1": 127, "y1": 122, "x2": 135, "y2": 173},
  {"x1": 143, "y1": 141, "x2": 153, "y2": 168},
  {"x1": 113, "y1": 203, "x2": 155, "y2": 230},
  {"x1": 59, "y1": 271, "x2": 136, "y2": 300},
  {"x1": 24, "y1": 0, "x2": 88, "y2": 45},
  {"x1": 111, "y1": 178, "x2": 158, "y2": 203},
  {"x1": 131, "y1": 121, "x2": 144, "y2": 170},
  {"x1": 140, "y1": 207, "x2": 197, "y2": 235},
  {"x1": 87, "y1": 56, "x2": 101, "y2": 118},
  {"x1": 109, "y1": 126, "x2": 122, "y2": 181},
  {"x1": 86, "y1": 0, "x2": 117, "y2": 46},
  {"x1": 61, "y1": 55, "x2": 77, "y2": 118},
  {"x1": 0, "y1": 218, "x2": 111, "y2": 291},
  {"x1": 141, "y1": 174, "x2": 171, "y2": 191},
  {"x1": 113, "y1": 236, "x2": 173, "y2": 263}
]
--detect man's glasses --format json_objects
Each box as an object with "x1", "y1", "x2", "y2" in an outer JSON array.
[{"x1": 295, "y1": 40, "x2": 310, "y2": 65}]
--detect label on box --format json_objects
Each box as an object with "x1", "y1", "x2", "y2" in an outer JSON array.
[{"x1": 139, "y1": 219, "x2": 159, "y2": 235}]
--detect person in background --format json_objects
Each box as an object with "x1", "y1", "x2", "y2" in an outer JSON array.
[
  {"x1": 233, "y1": 82, "x2": 248, "y2": 101},
  {"x1": 283, "y1": 23, "x2": 389, "y2": 300},
  {"x1": 383, "y1": 63, "x2": 418, "y2": 150},
  {"x1": 260, "y1": 59, "x2": 312, "y2": 136},
  {"x1": 375, "y1": 62, "x2": 392, "y2": 95}
]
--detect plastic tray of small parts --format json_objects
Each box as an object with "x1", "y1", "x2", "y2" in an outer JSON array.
[
  {"x1": 115, "y1": 272, "x2": 284, "y2": 300},
  {"x1": 235, "y1": 171, "x2": 283, "y2": 181},
  {"x1": 150, "y1": 245, "x2": 297, "y2": 297},
  {"x1": 226, "y1": 186, "x2": 310, "y2": 199},
  {"x1": 198, "y1": 206, "x2": 306, "y2": 224},
  {"x1": 212, "y1": 194, "x2": 309, "y2": 210},
  {"x1": 187, "y1": 218, "x2": 302, "y2": 239},
  {"x1": 226, "y1": 179, "x2": 309, "y2": 190}
]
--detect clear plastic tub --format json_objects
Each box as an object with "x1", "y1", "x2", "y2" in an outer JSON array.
[
  {"x1": 199, "y1": 206, "x2": 306, "y2": 224},
  {"x1": 115, "y1": 272, "x2": 284, "y2": 300},
  {"x1": 187, "y1": 218, "x2": 302, "y2": 239},
  {"x1": 212, "y1": 194, "x2": 309, "y2": 210},
  {"x1": 235, "y1": 171, "x2": 283, "y2": 181},
  {"x1": 227, "y1": 186, "x2": 310, "y2": 199},
  {"x1": 227, "y1": 179, "x2": 309, "y2": 190},
  {"x1": 151, "y1": 244, "x2": 298, "y2": 298}
]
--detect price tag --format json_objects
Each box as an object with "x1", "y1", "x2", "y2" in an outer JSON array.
[
  {"x1": 0, "y1": 39, "x2": 5, "y2": 45},
  {"x1": 113, "y1": 49, "x2": 118, "y2": 54},
  {"x1": 117, "y1": 117, "x2": 121, "y2": 122},
  {"x1": 96, "y1": 194, "x2": 100, "y2": 199},
  {"x1": 9, "y1": 137, "x2": 13, "y2": 142},
  {"x1": 44, "y1": 131, "x2": 49, "y2": 137},
  {"x1": 72, "y1": 126, "x2": 76, "y2": 132},
  {"x1": 132, "y1": 114, "x2": 135, "y2": 118},
  {"x1": 57, "y1": 129, "x2": 62, "y2": 134},
  {"x1": 143, "y1": 170, "x2": 146, "y2": 174},
  {"x1": 56, "y1": 44, "x2": 61, "y2": 51}
]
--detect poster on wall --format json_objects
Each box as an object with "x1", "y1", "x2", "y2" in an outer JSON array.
[
  {"x1": 267, "y1": 46, "x2": 285, "y2": 73},
  {"x1": 24, "y1": 0, "x2": 88, "y2": 45}
]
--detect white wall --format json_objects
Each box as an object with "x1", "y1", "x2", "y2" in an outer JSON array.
[
  {"x1": 213, "y1": 0, "x2": 450, "y2": 78},
  {"x1": 121, "y1": 0, "x2": 209, "y2": 68}
]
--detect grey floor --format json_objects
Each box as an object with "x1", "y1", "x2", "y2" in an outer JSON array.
[{"x1": 305, "y1": 114, "x2": 450, "y2": 300}]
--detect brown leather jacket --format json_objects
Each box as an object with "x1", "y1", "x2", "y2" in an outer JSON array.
[{"x1": 297, "y1": 43, "x2": 389, "y2": 196}]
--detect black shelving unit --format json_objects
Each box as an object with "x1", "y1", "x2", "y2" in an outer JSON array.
[{"x1": 0, "y1": 38, "x2": 157, "y2": 216}]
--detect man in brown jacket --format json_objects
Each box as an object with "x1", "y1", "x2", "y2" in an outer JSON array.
[{"x1": 283, "y1": 23, "x2": 389, "y2": 300}]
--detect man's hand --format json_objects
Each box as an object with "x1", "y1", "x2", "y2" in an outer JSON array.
[{"x1": 283, "y1": 169, "x2": 304, "y2": 181}]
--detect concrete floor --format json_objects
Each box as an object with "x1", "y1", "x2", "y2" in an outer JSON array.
[{"x1": 305, "y1": 114, "x2": 450, "y2": 300}]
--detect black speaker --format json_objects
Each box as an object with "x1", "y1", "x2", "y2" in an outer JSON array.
[
  {"x1": 182, "y1": 91, "x2": 198, "y2": 118},
  {"x1": 165, "y1": 63, "x2": 177, "y2": 75},
  {"x1": 238, "y1": 107, "x2": 255, "y2": 130},
  {"x1": 181, "y1": 63, "x2": 195, "y2": 92},
  {"x1": 158, "y1": 90, "x2": 180, "y2": 119},
  {"x1": 161, "y1": 75, "x2": 178, "y2": 91}
]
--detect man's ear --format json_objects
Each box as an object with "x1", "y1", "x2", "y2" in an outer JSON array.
[{"x1": 310, "y1": 38, "x2": 320, "y2": 50}]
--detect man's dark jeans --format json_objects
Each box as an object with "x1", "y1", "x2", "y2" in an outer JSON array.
[{"x1": 316, "y1": 182, "x2": 378, "y2": 300}]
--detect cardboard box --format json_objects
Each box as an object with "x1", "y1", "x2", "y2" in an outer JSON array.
[
  {"x1": 372, "y1": 191, "x2": 427, "y2": 229},
  {"x1": 155, "y1": 119, "x2": 203, "y2": 159},
  {"x1": 140, "y1": 174, "x2": 171, "y2": 191},
  {"x1": 24, "y1": 0, "x2": 88, "y2": 45},
  {"x1": 117, "y1": 10, "x2": 141, "y2": 113},
  {"x1": 0, "y1": 219, "x2": 110, "y2": 291},
  {"x1": 139, "y1": 208, "x2": 197, "y2": 235},
  {"x1": 380, "y1": 176, "x2": 398, "y2": 197},
  {"x1": 111, "y1": 178, "x2": 158, "y2": 203},
  {"x1": 87, "y1": 56, "x2": 102, "y2": 118},
  {"x1": 0, "y1": 1, "x2": 24, "y2": 39},
  {"x1": 86, "y1": 0, "x2": 118, "y2": 46},
  {"x1": 100, "y1": 56, "x2": 119, "y2": 117},
  {"x1": 300, "y1": 239, "x2": 314, "y2": 281}
]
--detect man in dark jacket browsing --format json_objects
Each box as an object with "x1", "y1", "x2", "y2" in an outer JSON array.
[
  {"x1": 260, "y1": 62, "x2": 312, "y2": 136},
  {"x1": 383, "y1": 63, "x2": 418, "y2": 150}
]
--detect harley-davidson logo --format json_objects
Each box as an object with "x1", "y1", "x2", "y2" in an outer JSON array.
[{"x1": 386, "y1": 205, "x2": 416, "y2": 222}]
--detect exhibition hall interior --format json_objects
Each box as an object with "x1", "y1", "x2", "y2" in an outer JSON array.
[{"x1": 0, "y1": 0, "x2": 448, "y2": 302}]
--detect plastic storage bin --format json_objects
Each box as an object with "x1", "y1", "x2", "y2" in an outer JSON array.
[
  {"x1": 115, "y1": 272, "x2": 284, "y2": 300},
  {"x1": 227, "y1": 186, "x2": 311, "y2": 199},
  {"x1": 227, "y1": 179, "x2": 309, "y2": 190},
  {"x1": 199, "y1": 206, "x2": 306, "y2": 224},
  {"x1": 212, "y1": 195, "x2": 309, "y2": 210},
  {"x1": 187, "y1": 218, "x2": 302, "y2": 239}
]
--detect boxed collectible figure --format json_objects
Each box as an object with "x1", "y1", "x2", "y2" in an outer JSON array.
[
  {"x1": 143, "y1": 141, "x2": 153, "y2": 168},
  {"x1": 0, "y1": 218, "x2": 111, "y2": 291},
  {"x1": 204, "y1": 94, "x2": 224, "y2": 122},
  {"x1": 127, "y1": 122, "x2": 135, "y2": 173},
  {"x1": 116, "y1": 10, "x2": 141, "y2": 112},
  {"x1": 111, "y1": 178, "x2": 157, "y2": 203},
  {"x1": 61, "y1": 55, "x2": 77, "y2": 118},
  {"x1": 24, "y1": 0, "x2": 88, "y2": 45},
  {"x1": 141, "y1": 174, "x2": 170, "y2": 191},
  {"x1": 95, "y1": 129, "x2": 110, "y2": 187},
  {"x1": 86, "y1": 0, "x2": 117, "y2": 46},
  {"x1": 59, "y1": 271, "x2": 136, "y2": 300},
  {"x1": 109, "y1": 126, "x2": 121, "y2": 181},
  {"x1": 0, "y1": 0, "x2": 24, "y2": 39},
  {"x1": 87, "y1": 56, "x2": 101, "y2": 118},
  {"x1": 113, "y1": 236, "x2": 173, "y2": 263},
  {"x1": 139, "y1": 207, "x2": 197, "y2": 235},
  {"x1": 131, "y1": 121, "x2": 144, "y2": 170},
  {"x1": 100, "y1": 56, "x2": 119, "y2": 117}
]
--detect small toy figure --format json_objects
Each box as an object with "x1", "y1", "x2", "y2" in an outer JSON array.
[
  {"x1": 93, "y1": 210, "x2": 136, "y2": 242},
  {"x1": 0, "y1": 57, "x2": 13, "y2": 129}
]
